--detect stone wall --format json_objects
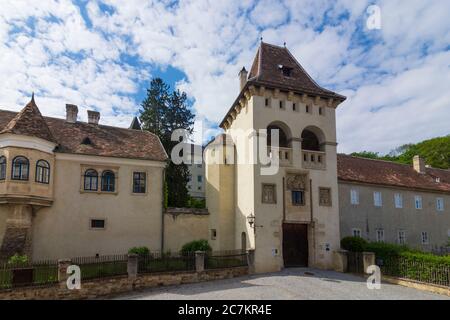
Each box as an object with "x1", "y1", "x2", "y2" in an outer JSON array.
[{"x1": 0, "y1": 266, "x2": 248, "y2": 300}]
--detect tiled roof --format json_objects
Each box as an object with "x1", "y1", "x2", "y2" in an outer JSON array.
[
  {"x1": 0, "y1": 102, "x2": 167, "y2": 162},
  {"x1": 337, "y1": 154, "x2": 450, "y2": 193},
  {"x1": 0, "y1": 97, "x2": 56, "y2": 143},
  {"x1": 248, "y1": 42, "x2": 346, "y2": 100}
]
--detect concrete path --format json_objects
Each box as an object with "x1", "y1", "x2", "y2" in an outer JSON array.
[{"x1": 114, "y1": 268, "x2": 449, "y2": 300}]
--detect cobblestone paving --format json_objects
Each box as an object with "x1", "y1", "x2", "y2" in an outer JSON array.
[{"x1": 115, "y1": 268, "x2": 449, "y2": 300}]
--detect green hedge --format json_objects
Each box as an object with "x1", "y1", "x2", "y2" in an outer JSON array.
[
  {"x1": 340, "y1": 236, "x2": 367, "y2": 252},
  {"x1": 181, "y1": 240, "x2": 212, "y2": 255}
]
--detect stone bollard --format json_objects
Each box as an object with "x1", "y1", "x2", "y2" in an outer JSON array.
[
  {"x1": 127, "y1": 254, "x2": 138, "y2": 279},
  {"x1": 195, "y1": 251, "x2": 205, "y2": 272},
  {"x1": 58, "y1": 259, "x2": 72, "y2": 288},
  {"x1": 333, "y1": 250, "x2": 348, "y2": 273},
  {"x1": 247, "y1": 249, "x2": 255, "y2": 274},
  {"x1": 362, "y1": 252, "x2": 376, "y2": 274}
]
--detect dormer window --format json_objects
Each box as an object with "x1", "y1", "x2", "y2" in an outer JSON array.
[{"x1": 278, "y1": 65, "x2": 293, "y2": 77}]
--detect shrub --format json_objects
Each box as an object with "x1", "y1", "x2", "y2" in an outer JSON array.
[
  {"x1": 340, "y1": 236, "x2": 368, "y2": 252},
  {"x1": 8, "y1": 254, "x2": 29, "y2": 266},
  {"x1": 187, "y1": 197, "x2": 206, "y2": 209},
  {"x1": 181, "y1": 240, "x2": 212, "y2": 255},
  {"x1": 364, "y1": 242, "x2": 411, "y2": 260},
  {"x1": 128, "y1": 246, "x2": 150, "y2": 256}
]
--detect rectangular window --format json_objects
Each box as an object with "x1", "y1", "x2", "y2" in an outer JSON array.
[
  {"x1": 350, "y1": 189, "x2": 359, "y2": 205},
  {"x1": 133, "y1": 172, "x2": 146, "y2": 193},
  {"x1": 90, "y1": 219, "x2": 105, "y2": 229},
  {"x1": 421, "y1": 232, "x2": 429, "y2": 245},
  {"x1": 306, "y1": 105, "x2": 310, "y2": 113},
  {"x1": 319, "y1": 107, "x2": 323, "y2": 115},
  {"x1": 211, "y1": 229, "x2": 217, "y2": 240},
  {"x1": 262, "y1": 184, "x2": 276, "y2": 204},
  {"x1": 394, "y1": 193, "x2": 403, "y2": 208},
  {"x1": 265, "y1": 98, "x2": 269, "y2": 107},
  {"x1": 374, "y1": 192, "x2": 382, "y2": 207},
  {"x1": 414, "y1": 195, "x2": 422, "y2": 210},
  {"x1": 197, "y1": 175, "x2": 203, "y2": 183},
  {"x1": 352, "y1": 228, "x2": 362, "y2": 238},
  {"x1": 398, "y1": 230, "x2": 406, "y2": 245},
  {"x1": 292, "y1": 103, "x2": 296, "y2": 111},
  {"x1": 279, "y1": 100, "x2": 284, "y2": 109},
  {"x1": 376, "y1": 229, "x2": 384, "y2": 242},
  {"x1": 292, "y1": 190, "x2": 305, "y2": 206},
  {"x1": 436, "y1": 198, "x2": 444, "y2": 211}
]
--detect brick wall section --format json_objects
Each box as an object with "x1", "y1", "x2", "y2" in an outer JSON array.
[{"x1": 0, "y1": 267, "x2": 248, "y2": 300}]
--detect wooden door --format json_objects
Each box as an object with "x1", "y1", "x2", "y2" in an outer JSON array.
[{"x1": 282, "y1": 223, "x2": 308, "y2": 267}]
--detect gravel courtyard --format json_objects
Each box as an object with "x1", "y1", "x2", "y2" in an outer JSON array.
[{"x1": 115, "y1": 268, "x2": 449, "y2": 300}]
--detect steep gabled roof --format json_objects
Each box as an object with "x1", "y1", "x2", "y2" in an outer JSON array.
[
  {"x1": 0, "y1": 104, "x2": 168, "y2": 162},
  {"x1": 0, "y1": 96, "x2": 56, "y2": 143},
  {"x1": 337, "y1": 154, "x2": 450, "y2": 193},
  {"x1": 248, "y1": 42, "x2": 346, "y2": 100}
]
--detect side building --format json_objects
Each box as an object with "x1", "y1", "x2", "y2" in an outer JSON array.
[
  {"x1": 338, "y1": 154, "x2": 450, "y2": 251},
  {"x1": 0, "y1": 97, "x2": 168, "y2": 261}
]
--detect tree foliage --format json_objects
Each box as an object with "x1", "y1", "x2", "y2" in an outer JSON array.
[
  {"x1": 351, "y1": 135, "x2": 450, "y2": 169},
  {"x1": 140, "y1": 78, "x2": 195, "y2": 207}
]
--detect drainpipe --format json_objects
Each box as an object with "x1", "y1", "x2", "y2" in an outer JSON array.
[
  {"x1": 161, "y1": 166, "x2": 166, "y2": 253},
  {"x1": 310, "y1": 178, "x2": 316, "y2": 266}
]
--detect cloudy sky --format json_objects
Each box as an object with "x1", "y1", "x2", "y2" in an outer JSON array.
[{"x1": 0, "y1": 0, "x2": 449, "y2": 154}]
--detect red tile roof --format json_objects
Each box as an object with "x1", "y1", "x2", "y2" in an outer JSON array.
[
  {"x1": 338, "y1": 154, "x2": 450, "y2": 193},
  {"x1": 0, "y1": 102, "x2": 167, "y2": 162}
]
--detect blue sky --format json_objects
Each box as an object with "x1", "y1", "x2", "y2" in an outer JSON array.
[{"x1": 0, "y1": 0, "x2": 449, "y2": 153}]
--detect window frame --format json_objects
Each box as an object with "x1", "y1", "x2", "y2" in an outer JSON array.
[
  {"x1": 132, "y1": 171, "x2": 147, "y2": 194},
  {"x1": 394, "y1": 193, "x2": 403, "y2": 209},
  {"x1": 352, "y1": 228, "x2": 362, "y2": 238},
  {"x1": 0, "y1": 156, "x2": 6, "y2": 180},
  {"x1": 83, "y1": 169, "x2": 99, "y2": 191},
  {"x1": 376, "y1": 229, "x2": 385, "y2": 242},
  {"x1": 436, "y1": 197, "x2": 444, "y2": 212},
  {"x1": 11, "y1": 156, "x2": 29, "y2": 181},
  {"x1": 421, "y1": 231, "x2": 429, "y2": 245},
  {"x1": 414, "y1": 195, "x2": 423, "y2": 210},
  {"x1": 398, "y1": 230, "x2": 406, "y2": 245},
  {"x1": 291, "y1": 190, "x2": 305, "y2": 206},
  {"x1": 262, "y1": 183, "x2": 277, "y2": 204},
  {"x1": 90, "y1": 219, "x2": 106, "y2": 230},
  {"x1": 373, "y1": 191, "x2": 382, "y2": 207},
  {"x1": 101, "y1": 170, "x2": 116, "y2": 192},
  {"x1": 35, "y1": 159, "x2": 50, "y2": 184},
  {"x1": 350, "y1": 189, "x2": 359, "y2": 205}
]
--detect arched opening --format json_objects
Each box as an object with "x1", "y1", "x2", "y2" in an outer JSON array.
[
  {"x1": 84, "y1": 169, "x2": 98, "y2": 191},
  {"x1": 101, "y1": 170, "x2": 115, "y2": 192},
  {"x1": 12, "y1": 156, "x2": 29, "y2": 181},
  {"x1": 35, "y1": 160, "x2": 50, "y2": 184},
  {"x1": 267, "y1": 122, "x2": 291, "y2": 148},
  {"x1": 301, "y1": 128, "x2": 325, "y2": 151},
  {"x1": 0, "y1": 156, "x2": 6, "y2": 180},
  {"x1": 241, "y1": 232, "x2": 247, "y2": 252}
]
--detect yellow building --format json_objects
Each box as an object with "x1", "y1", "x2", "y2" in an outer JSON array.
[
  {"x1": 0, "y1": 96, "x2": 168, "y2": 260},
  {"x1": 205, "y1": 42, "x2": 346, "y2": 273}
]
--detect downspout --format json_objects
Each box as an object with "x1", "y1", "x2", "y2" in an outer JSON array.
[
  {"x1": 310, "y1": 178, "x2": 315, "y2": 266},
  {"x1": 161, "y1": 166, "x2": 166, "y2": 253},
  {"x1": 282, "y1": 177, "x2": 286, "y2": 222}
]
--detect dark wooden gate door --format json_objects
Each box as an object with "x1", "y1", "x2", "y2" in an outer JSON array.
[{"x1": 282, "y1": 223, "x2": 308, "y2": 267}]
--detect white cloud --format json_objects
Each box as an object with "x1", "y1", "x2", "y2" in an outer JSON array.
[{"x1": 0, "y1": 0, "x2": 449, "y2": 154}]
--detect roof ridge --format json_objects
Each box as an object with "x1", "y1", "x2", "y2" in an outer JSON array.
[{"x1": 338, "y1": 153, "x2": 414, "y2": 167}]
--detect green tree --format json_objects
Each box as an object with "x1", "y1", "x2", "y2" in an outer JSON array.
[{"x1": 140, "y1": 78, "x2": 195, "y2": 207}]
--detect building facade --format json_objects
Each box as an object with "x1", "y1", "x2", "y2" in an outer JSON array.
[
  {"x1": 0, "y1": 98, "x2": 168, "y2": 260},
  {"x1": 206, "y1": 42, "x2": 346, "y2": 273},
  {"x1": 186, "y1": 144, "x2": 205, "y2": 200},
  {"x1": 338, "y1": 154, "x2": 450, "y2": 251}
]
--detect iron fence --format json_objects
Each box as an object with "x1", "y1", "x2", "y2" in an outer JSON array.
[
  {"x1": 378, "y1": 256, "x2": 450, "y2": 287},
  {"x1": 71, "y1": 254, "x2": 128, "y2": 280},
  {"x1": 0, "y1": 259, "x2": 58, "y2": 290},
  {"x1": 137, "y1": 252, "x2": 195, "y2": 274},
  {"x1": 205, "y1": 250, "x2": 248, "y2": 270}
]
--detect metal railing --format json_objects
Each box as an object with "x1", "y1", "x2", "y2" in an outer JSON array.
[
  {"x1": 378, "y1": 256, "x2": 450, "y2": 287},
  {"x1": 0, "y1": 259, "x2": 58, "y2": 290},
  {"x1": 205, "y1": 250, "x2": 248, "y2": 270},
  {"x1": 71, "y1": 254, "x2": 128, "y2": 280},
  {"x1": 137, "y1": 252, "x2": 195, "y2": 274}
]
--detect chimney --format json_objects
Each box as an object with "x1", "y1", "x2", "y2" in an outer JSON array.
[
  {"x1": 87, "y1": 110, "x2": 100, "y2": 125},
  {"x1": 66, "y1": 104, "x2": 78, "y2": 123},
  {"x1": 413, "y1": 155, "x2": 426, "y2": 174},
  {"x1": 239, "y1": 67, "x2": 248, "y2": 91}
]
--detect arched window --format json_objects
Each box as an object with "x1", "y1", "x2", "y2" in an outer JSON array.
[
  {"x1": 301, "y1": 130, "x2": 321, "y2": 151},
  {"x1": 35, "y1": 160, "x2": 50, "y2": 184},
  {"x1": 267, "y1": 125, "x2": 289, "y2": 148},
  {"x1": 101, "y1": 170, "x2": 115, "y2": 192},
  {"x1": 0, "y1": 156, "x2": 6, "y2": 180},
  {"x1": 84, "y1": 169, "x2": 98, "y2": 191},
  {"x1": 12, "y1": 156, "x2": 29, "y2": 181}
]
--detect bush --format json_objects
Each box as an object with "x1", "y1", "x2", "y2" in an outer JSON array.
[
  {"x1": 8, "y1": 254, "x2": 28, "y2": 266},
  {"x1": 128, "y1": 246, "x2": 150, "y2": 256},
  {"x1": 364, "y1": 242, "x2": 411, "y2": 260},
  {"x1": 187, "y1": 197, "x2": 206, "y2": 209},
  {"x1": 340, "y1": 237, "x2": 368, "y2": 252},
  {"x1": 181, "y1": 240, "x2": 211, "y2": 255}
]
